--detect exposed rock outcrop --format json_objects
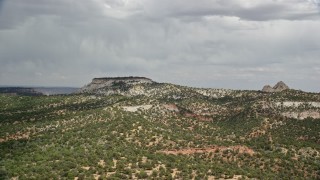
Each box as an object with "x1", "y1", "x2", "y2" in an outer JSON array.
[
  {"x1": 281, "y1": 111, "x2": 320, "y2": 120},
  {"x1": 262, "y1": 81, "x2": 289, "y2": 92},
  {"x1": 78, "y1": 76, "x2": 154, "y2": 94},
  {"x1": 273, "y1": 81, "x2": 289, "y2": 92}
]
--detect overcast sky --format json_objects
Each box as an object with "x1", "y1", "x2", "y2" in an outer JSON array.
[{"x1": 0, "y1": 0, "x2": 319, "y2": 91}]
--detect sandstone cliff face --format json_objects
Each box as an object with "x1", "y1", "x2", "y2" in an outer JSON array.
[
  {"x1": 78, "y1": 77, "x2": 154, "y2": 94},
  {"x1": 262, "y1": 81, "x2": 289, "y2": 92}
]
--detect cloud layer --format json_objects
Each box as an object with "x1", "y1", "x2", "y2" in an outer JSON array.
[{"x1": 0, "y1": 0, "x2": 319, "y2": 91}]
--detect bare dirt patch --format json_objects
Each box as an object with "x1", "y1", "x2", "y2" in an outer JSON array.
[
  {"x1": 98, "y1": 160, "x2": 105, "y2": 167},
  {"x1": 81, "y1": 166, "x2": 90, "y2": 170}
]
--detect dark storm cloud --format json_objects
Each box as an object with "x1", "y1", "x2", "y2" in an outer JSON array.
[{"x1": 0, "y1": 0, "x2": 319, "y2": 91}]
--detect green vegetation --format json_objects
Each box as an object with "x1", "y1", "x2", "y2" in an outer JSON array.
[{"x1": 0, "y1": 83, "x2": 319, "y2": 179}]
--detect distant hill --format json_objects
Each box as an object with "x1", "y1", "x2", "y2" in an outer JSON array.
[
  {"x1": 0, "y1": 87, "x2": 78, "y2": 96},
  {"x1": 0, "y1": 87, "x2": 43, "y2": 96},
  {"x1": 33, "y1": 87, "x2": 79, "y2": 95},
  {"x1": 262, "y1": 81, "x2": 290, "y2": 92}
]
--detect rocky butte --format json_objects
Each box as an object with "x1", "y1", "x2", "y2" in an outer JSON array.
[
  {"x1": 78, "y1": 76, "x2": 154, "y2": 94},
  {"x1": 262, "y1": 81, "x2": 290, "y2": 93}
]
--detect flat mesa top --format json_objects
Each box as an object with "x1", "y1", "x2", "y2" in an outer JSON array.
[{"x1": 93, "y1": 77, "x2": 152, "y2": 80}]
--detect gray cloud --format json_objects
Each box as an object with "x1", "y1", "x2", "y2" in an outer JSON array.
[
  {"x1": 136, "y1": 0, "x2": 320, "y2": 21},
  {"x1": 0, "y1": 0, "x2": 319, "y2": 91}
]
